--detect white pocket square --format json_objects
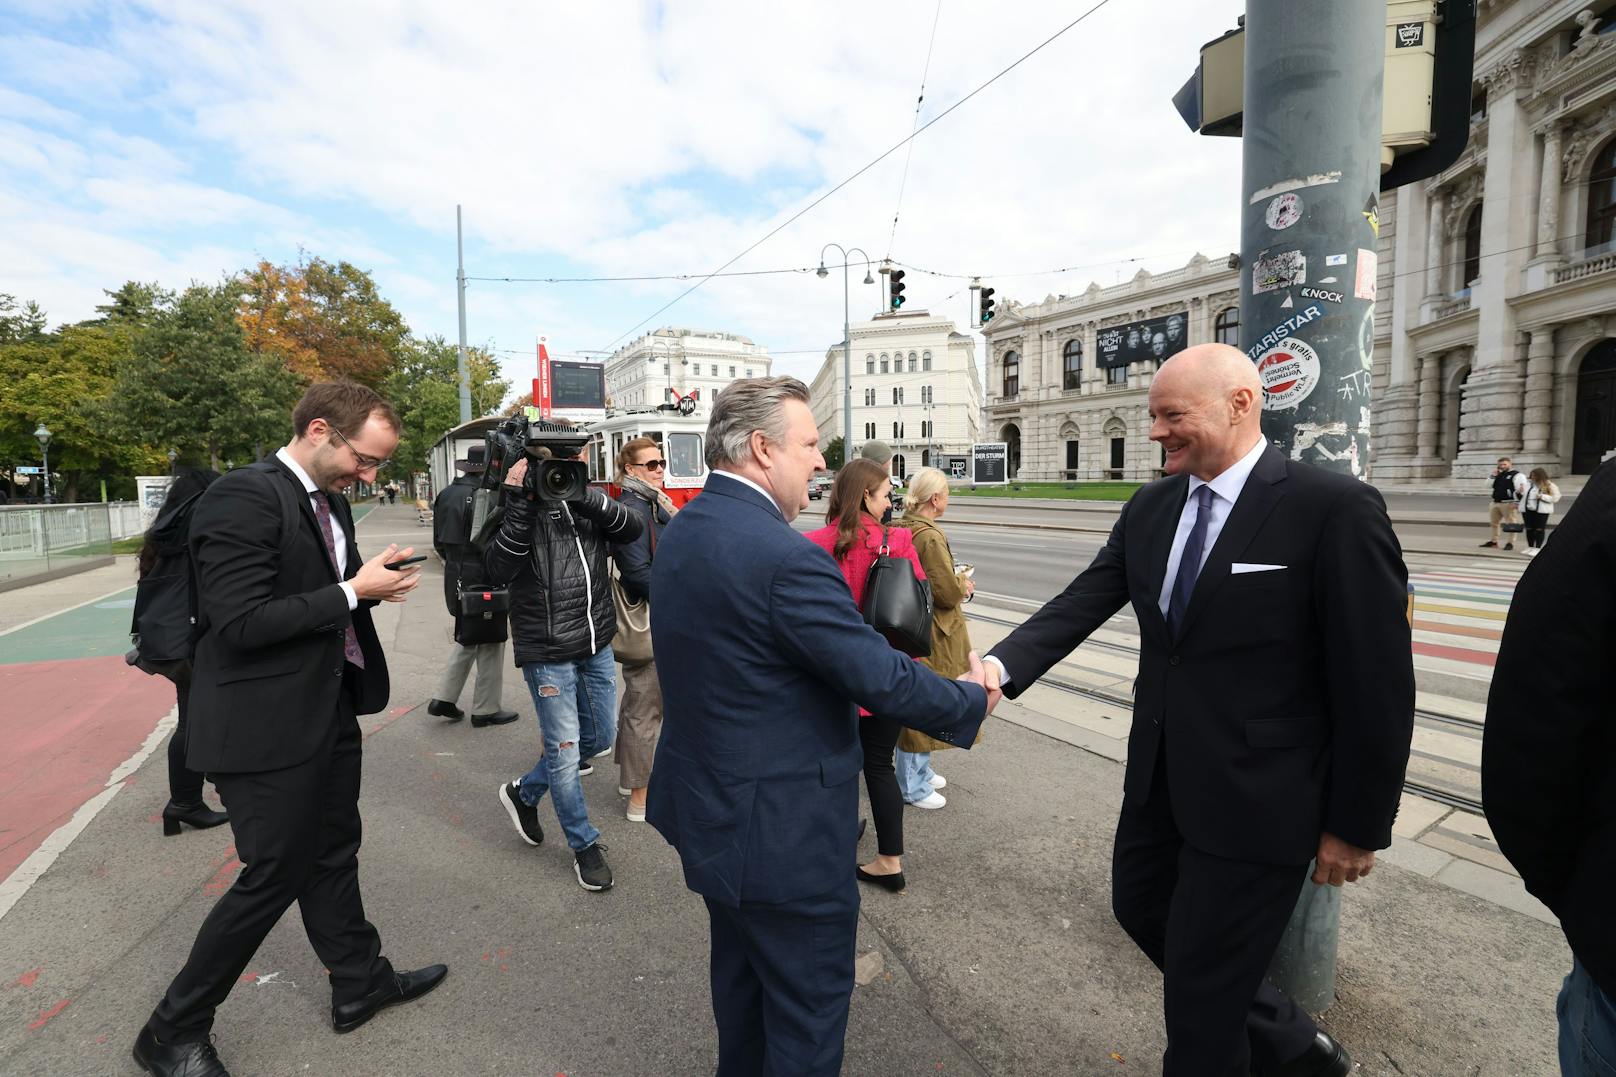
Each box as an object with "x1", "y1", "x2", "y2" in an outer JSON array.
[{"x1": 1230, "y1": 563, "x2": 1287, "y2": 574}]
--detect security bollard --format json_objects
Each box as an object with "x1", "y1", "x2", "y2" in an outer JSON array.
[{"x1": 1267, "y1": 867, "x2": 1341, "y2": 1012}]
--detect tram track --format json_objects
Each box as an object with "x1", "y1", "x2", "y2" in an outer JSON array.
[{"x1": 965, "y1": 609, "x2": 1487, "y2": 814}]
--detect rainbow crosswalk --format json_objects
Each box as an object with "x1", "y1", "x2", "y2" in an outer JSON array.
[{"x1": 1407, "y1": 559, "x2": 1525, "y2": 681}]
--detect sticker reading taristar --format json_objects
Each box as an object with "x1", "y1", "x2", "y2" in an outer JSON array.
[
  {"x1": 1254, "y1": 338, "x2": 1322, "y2": 411},
  {"x1": 1245, "y1": 304, "x2": 1325, "y2": 360}
]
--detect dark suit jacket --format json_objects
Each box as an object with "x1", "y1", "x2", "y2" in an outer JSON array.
[
  {"x1": 646, "y1": 474, "x2": 987, "y2": 906},
  {"x1": 989, "y1": 446, "x2": 1414, "y2": 864},
  {"x1": 1485, "y1": 458, "x2": 1616, "y2": 998},
  {"x1": 186, "y1": 458, "x2": 388, "y2": 774}
]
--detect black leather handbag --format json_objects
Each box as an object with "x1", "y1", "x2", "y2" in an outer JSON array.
[
  {"x1": 456, "y1": 584, "x2": 511, "y2": 645},
  {"x1": 860, "y1": 528, "x2": 933, "y2": 658}
]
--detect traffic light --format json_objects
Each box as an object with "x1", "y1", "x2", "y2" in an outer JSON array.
[
  {"x1": 889, "y1": 270, "x2": 906, "y2": 310},
  {"x1": 979, "y1": 286, "x2": 996, "y2": 325}
]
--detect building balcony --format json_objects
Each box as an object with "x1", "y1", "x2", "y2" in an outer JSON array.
[
  {"x1": 1551, "y1": 252, "x2": 1616, "y2": 286},
  {"x1": 1425, "y1": 295, "x2": 1472, "y2": 323}
]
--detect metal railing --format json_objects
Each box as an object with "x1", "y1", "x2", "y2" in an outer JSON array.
[{"x1": 0, "y1": 503, "x2": 116, "y2": 592}]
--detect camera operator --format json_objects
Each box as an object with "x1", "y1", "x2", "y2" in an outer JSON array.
[{"x1": 485, "y1": 435, "x2": 642, "y2": 892}]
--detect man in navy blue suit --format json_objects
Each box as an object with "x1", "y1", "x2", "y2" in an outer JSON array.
[{"x1": 648, "y1": 376, "x2": 996, "y2": 1076}]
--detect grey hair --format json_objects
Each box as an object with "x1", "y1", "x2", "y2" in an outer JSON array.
[
  {"x1": 902, "y1": 467, "x2": 949, "y2": 512},
  {"x1": 705, "y1": 376, "x2": 812, "y2": 469}
]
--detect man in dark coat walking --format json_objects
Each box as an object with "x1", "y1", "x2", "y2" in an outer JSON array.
[{"x1": 428, "y1": 445, "x2": 516, "y2": 727}]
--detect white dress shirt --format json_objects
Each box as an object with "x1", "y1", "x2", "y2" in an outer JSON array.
[
  {"x1": 277, "y1": 447, "x2": 359, "y2": 610},
  {"x1": 1155, "y1": 435, "x2": 1268, "y2": 619},
  {"x1": 710, "y1": 469, "x2": 784, "y2": 517}
]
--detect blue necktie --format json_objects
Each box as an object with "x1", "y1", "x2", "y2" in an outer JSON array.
[{"x1": 1167, "y1": 485, "x2": 1214, "y2": 638}]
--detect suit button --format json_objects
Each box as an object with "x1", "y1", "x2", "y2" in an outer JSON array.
[
  {"x1": 334, "y1": 666, "x2": 342, "y2": 676},
  {"x1": 1169, "y1": 655, "x2": 1181, "y2": 666}
]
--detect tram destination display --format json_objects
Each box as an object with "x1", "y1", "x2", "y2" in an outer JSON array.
[
  {"x1": 1096, "y1": 310, "x2": 1188, "y2": 369},
  {"x1": 971, "y1": 442, "x2": 1008, "y2": 485}
]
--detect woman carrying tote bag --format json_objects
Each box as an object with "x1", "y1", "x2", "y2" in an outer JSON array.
[{"x1": 610, "y1": 437, "x2": 676, "y2": 822}]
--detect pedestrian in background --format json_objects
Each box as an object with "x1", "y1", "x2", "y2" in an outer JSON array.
[
  {"x1": 859, "y1": 439, "x2": 898, "y2": 522},
  {"x1": 1484, "y1": 457, "x2": 1616, "y2": 1077},
  {"x1": 133, "y1": 466, "x2": 229, "y2": 838},
  {"x1": 805, "y1": 457, "x2": 926, "y2": 892},
  {"x1": 611, "y1": 436, "x2": 675, "y2": 823},
  {"x1": 1480, "y1": 456, "x2": 1527, "y2": 550},
  {"x1": 896, "y1": 466, "x2": 978, "y2": 809},
  {"x1": 1517, "y1": 467, "x2": 1560, "y2": 555},
  {"x1": 428, "y1": 446, "x2": 517, "y2": 728}
]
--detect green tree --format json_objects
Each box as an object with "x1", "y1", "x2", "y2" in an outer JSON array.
[
  {"x1": 239, "y1": 256, "x2": 409, "y2": 387},
  {"x1": 92, "y1": 281, "x2": 173, "y2": 327},
  {"x1": 0, "y1": 294, "x2": 48, "y2": 344},
  {"x1": 385, "y1": 336, "x2": 510, "y2": 477},
  {"x1": 115, "y1": 281, "x2": 302, "y2": 471},
  {"x1": 821, "y1": 436, "x2": 845, "y2": 472}
]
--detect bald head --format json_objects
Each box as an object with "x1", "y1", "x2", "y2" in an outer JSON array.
[{"x1": 1148, "y1": 343, "x2": 1266, "y2": 481}]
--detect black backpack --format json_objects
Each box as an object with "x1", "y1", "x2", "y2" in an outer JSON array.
[{"x1": 128, "y1": 462, "x2": 302, "y2": 681}]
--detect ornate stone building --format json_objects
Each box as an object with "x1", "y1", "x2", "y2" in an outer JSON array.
[
  {"x1": 604, "y1": 327, "x2": 772, "y2": 410},
  {"x1": 980, "y1": 254, "x2": 1240, "y2": 481},
  {"x1": 1375, "y1": 0, "x2": 1616, "y2": 481}
]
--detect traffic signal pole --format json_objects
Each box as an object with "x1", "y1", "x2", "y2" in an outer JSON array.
[
  {"x1": 1239, "y1": 1, "x2": 1384, "y2": 480},
  {"x1": 456, "y1": 205, "x2": 473, "y2": 425}
]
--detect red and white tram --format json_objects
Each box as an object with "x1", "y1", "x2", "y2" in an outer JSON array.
[{"x1": 583, "y1": 405, "x2": 710, "y2": 508}]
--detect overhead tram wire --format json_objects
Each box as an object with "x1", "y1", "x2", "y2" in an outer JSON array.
[
  {"x1": 885, "y1": 0, "x2": 945, "y2": 261},
  {"x1": 594, "y1": 0, "x2": 1119, "y2": 353}
]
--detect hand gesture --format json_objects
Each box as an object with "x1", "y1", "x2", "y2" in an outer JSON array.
[
  {"x1": 958, "y1": 650, "x2": 1003, "y2": 715},
  {"x1": 350, "y1": 544, "x2": 422, "y2": 603},
  {"x1": 504, "y1": 457, "x2": 528, "y2": 489},
  {"x1": 1312, "y1": 832, "x2": 1375, "y2": 886}
]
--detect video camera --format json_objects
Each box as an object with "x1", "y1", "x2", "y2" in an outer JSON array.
[{"x1": 481, "y1": 413, "x2": 592, "y2": 503}]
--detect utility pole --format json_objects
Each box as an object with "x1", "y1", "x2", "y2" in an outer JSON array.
[
  {"x1": 455, "y1": 205, "x2": 472, "y2": 424},
  {"x1": 1239, "y1": 2, "x2": 1384, "y2": 480}
]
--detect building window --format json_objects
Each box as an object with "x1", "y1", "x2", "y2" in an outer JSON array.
[
  {"x1": 921, "y1": 449, "x2": 930, "y2": 467},
  {"x1": 1214, "y1": 306, "x2": 1240, "y2": 346},
  {"x1": 1062, "y1": 338, "x2": 1083, "y2": 390},
  {"x1": 908, "y1": 352, "x2": 917, "y2": 372},
  {"x1": 1587, "y1": 139, "x2": 1616, "y2": 255},
  {"x1": 746, "y1": 368, "x2": 753, "y2": 378},
  {"x1": 1470, "y1": 86, "x2": 1486, "y2": 124},
  {"x1": 892, "y1": 387, "x2": 904, "y2": 405},
  {"x1": 865, "y1": 422, "x2": 876, "y2": 439},
  {"x1": 1065, "y1": 440, "x2": 1080, "y2": 476},
  {"x1": 880, "y1": 356, "x2": 890, "y2": 373},
  {"x1": 1461, "y1": 203, "x2": 1483, "y2": 290},
  {"x1": 663, "y1": 364, "x2": 669, "y2": 375},
  {"x1": 921, "y1": 420, "x2": 930, "y2": 438},
  {"x1": 729, "y1": 365, "x2": 736, "y2": 378},
  {"x1": 864, "y1": 387, "x2": 875, "y2": 406},
  {"x1": 892, "y1": 454, "x2": 907, "y2": 480},
  {"x1": 922, "y1": 350, "x2": 932, "y2": 371},
  {"x1": 1106, "y1": 365, "x2": 1128, "y2": 387},
  {"x1": 892, "y1": 422, "x2": 900, "y2": 439},
  {"x1": 866, "y1": 356, "x2": 875, "y2": 374},
  {"x1": 1003, "y1": 350, "x2": 1020, "y2": 398},
  {"x1": 921, "y1": 384, "x2": 932, "y2": 405}
]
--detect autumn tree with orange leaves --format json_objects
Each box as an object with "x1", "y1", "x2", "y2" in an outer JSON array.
[{"x1": 238, "y1": 256, "x2": 409, "y2": 388}]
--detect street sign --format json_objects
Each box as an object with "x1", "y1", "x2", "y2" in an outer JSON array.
[
  {"x1": 15, "y1": 466, "x2": 42, "y2": 475},
  {"x1": 971, "y1": 443, "x2": 1008, "y2": 485}
]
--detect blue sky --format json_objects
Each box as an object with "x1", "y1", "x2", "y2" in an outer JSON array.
[{"x1": 1, "y1": 0, "x2": 1249, "y2": 390}]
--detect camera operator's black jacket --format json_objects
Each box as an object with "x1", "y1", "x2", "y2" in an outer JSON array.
[{"x1": 484, "y1": 486, "x2": 643, "y2": 665}]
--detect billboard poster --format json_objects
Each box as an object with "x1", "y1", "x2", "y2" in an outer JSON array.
[
  {"x1": 941, "y1": 454, "x2": 969, "y2": 480},
  {"x1": 1095, "y1": 311, "x2": 1189, "y2": 369},
  {"x1": 971, "y1": 442, "x2": 1008, "y2": 485}
]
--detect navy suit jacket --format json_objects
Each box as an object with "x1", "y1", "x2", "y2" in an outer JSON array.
[{"x1": 646, "y1": 474, "x2": 987, "y2": 906}]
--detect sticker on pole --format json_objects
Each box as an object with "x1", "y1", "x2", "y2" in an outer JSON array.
[
  {"x1": 1354, "y1": 249, "x2": 1378, "y2": 301},
  {"x1": 1264, "y1": 192, "x2": 1302, "y2": 231},
  {"x1": 1254, "y1": 338, "x2": 1321, "y2": 411},
  {"x1": 1252, "y1": 250, "x2": 1306, "y2": 294}
]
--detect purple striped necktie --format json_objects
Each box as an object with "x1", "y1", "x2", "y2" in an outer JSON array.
[{"x1": 312, "y1": 494, "x2": 365, "y2": 669}]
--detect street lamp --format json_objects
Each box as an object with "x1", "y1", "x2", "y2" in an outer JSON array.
[
  {"x1": 816, "y1": 243, "x2": 873, "y2": 467},
  {"x1": 33, "y1": 423, "x2": 52, "y2": 504},
  {"x1": 167, "y1": 448, "x2": 178, "y2": 476}
]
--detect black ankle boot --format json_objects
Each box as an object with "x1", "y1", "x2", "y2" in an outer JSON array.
[{"x1": 162, "y1": 800, "x2": 229, "y2": 836}]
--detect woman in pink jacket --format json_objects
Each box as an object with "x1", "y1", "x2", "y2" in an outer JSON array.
[{"x1": 805, "y1": 458, "x2": 926, "y2": 893}]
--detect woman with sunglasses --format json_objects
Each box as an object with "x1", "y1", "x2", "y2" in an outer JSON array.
[{"x1": 610, "y1": 437, "x2": 677, "y2": 822}]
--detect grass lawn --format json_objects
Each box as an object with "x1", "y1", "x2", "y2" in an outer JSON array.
[
  {"x1": 950, "y1": 481, "x2": 1144, "y2": 502},
  {"x1": 111, "y1": 536, "x2": 144, "y2": 554}
]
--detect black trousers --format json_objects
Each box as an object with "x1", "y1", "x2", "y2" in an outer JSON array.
[
  {"x1": 166, "y1": 677, "x2": 205, "y2": 805},
  {"x1": 705, "y1": 876, "x2": 859, "y2": 1077},
  {"x1": 859, "y1": 713, "x2": 904, "y2": 858},
  {"x1": 148, "y1": 694, "x2": 390, "y2": 1040},
  {"x1": 1522, "y1": 509, "x2": 1549, "y2": 548},
  {"x1": 1111, "y1": 747, "x2": 1319, "y2": 1077}
]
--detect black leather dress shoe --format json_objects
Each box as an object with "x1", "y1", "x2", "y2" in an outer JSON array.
[
  {"x1": 332, "y1": 964, "x2": 448, "y2": 1033},
  {"x1": 470, "y1": 709, "x2": 519, "y2": 728},
  {"x1": 132, "y1": 1027, "x2": 230, "y2": 1076},
  {"x1": 1271, "y1": 1031, "x2": 1351, "y2": 1077},
  {"x1": 161, "y1": 801, "x2": 229, "y2": 837},
  {"x1": 426, "y1": 699, "x2": 464, "y2": 721},
  {"x1": 856, "y1": 866, "x2": 906, "y2": 893}
]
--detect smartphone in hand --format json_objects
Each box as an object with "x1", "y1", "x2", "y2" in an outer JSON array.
[{"x1": 384, "y1": 555, "x2": 429, "y2": 570}]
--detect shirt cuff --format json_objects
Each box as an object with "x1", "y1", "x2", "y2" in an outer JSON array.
[
  {"x1": 983, "y1": 654, "x2": 1011, "y2": 690},
  {"x1": 339, "y1": 581, "x2": 358, "y2": 610}
]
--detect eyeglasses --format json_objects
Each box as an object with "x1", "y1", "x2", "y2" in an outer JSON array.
[
  {"x1": 323, "y1": 421, "x2": 390, "y2": 472},
  {"x1": 634, "y1": 459, "x2": 666, "y2": 471}
]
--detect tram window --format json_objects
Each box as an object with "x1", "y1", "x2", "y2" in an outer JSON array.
[{"x1": 667, "y1": 432, "x2": 704, "y2": 478}]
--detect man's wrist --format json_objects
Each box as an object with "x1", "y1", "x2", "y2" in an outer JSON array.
[
  {"x1": 339, "y1": 581, "x2": 359, "y2": 610},
  {"x1": 983, "y1": 654, "x2": 1011, "y2": 689}
]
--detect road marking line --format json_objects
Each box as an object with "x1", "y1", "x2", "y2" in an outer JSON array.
[
  {"x1": 0, "y1": 585, "x2": 136, "y2": 639},
  {"x1": 0, "y1": 705, "x2": 177, "y2": 924}
]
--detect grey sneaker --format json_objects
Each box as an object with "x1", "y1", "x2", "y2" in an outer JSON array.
[
  {"x1": 498, "y1": 781, "x2": 543, "y2": 846},
  {"x1": 574, "y1": 842, "x2": 613, "y2": 891}
]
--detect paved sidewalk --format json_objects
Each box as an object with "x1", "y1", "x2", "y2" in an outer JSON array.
[{"x1": 0, "y1": 503, "x2": 1573, "y2": 1075}]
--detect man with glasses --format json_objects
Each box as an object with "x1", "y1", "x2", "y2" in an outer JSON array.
[{"x1": 134, "y1": 382, "x2": 446, "y2": 1077}]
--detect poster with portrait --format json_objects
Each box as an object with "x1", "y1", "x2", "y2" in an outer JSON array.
[{"x1": 1095, "y1": 311, "x2": 1189, "y2": 369}]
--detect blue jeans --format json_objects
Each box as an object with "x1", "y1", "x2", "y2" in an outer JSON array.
[
  {"x1": 518, "y1": 647, "x2": 617, "y2": 851},
  {"x1": 1560, "y1": 957, "x2": 1616, "y2": 1075},
  {"x1": 895, "y1": 749, "x2": 936, "y2": 802}
]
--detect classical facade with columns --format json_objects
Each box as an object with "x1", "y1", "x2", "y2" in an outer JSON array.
[{"x1": 1375, "y1": 0, "x2": 1616, "y2": 482}]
